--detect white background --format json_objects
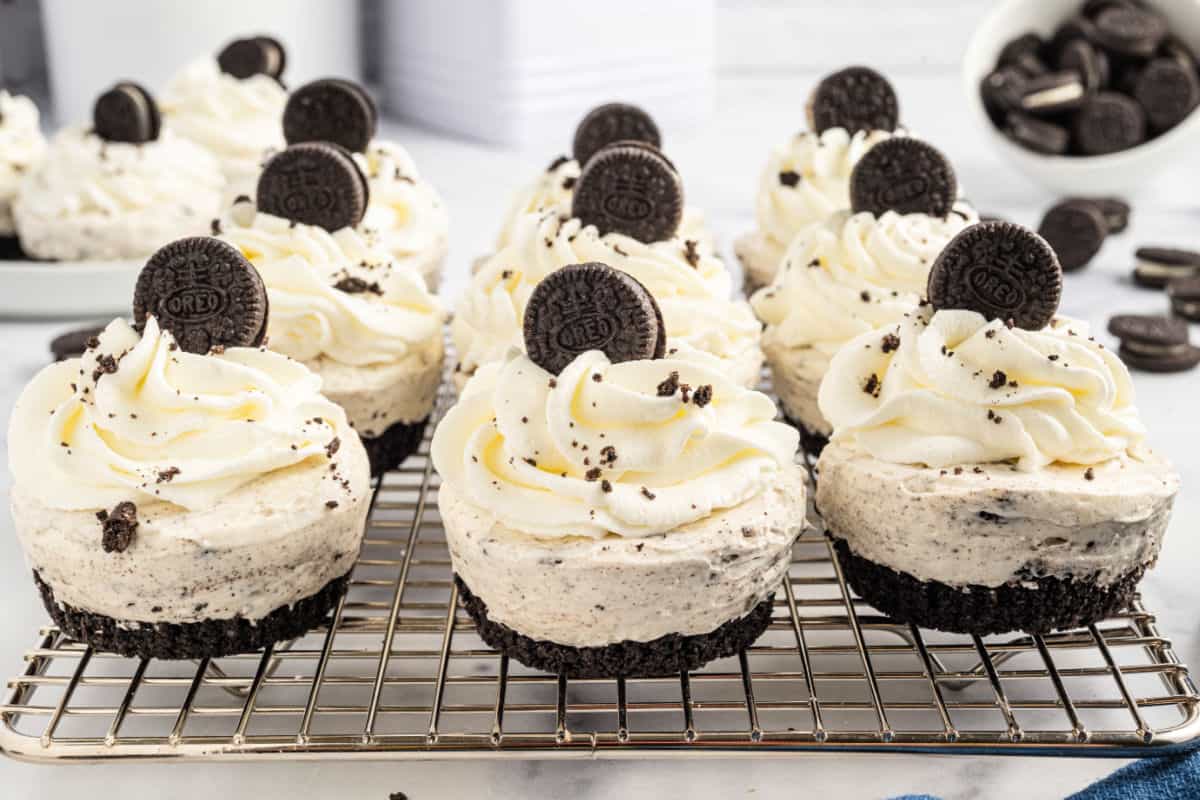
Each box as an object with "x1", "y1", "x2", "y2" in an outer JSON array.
[{"x1": 3, "y1": 1, "x2": 1200, "y2": 797}]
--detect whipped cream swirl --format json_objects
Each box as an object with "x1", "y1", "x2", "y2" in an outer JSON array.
[
  {"x1": 13, "y1": 127, "x2": 224, "y2": 260},
  {"x1": 220, "y1": 209, "x2": 446, "y2": 367},
  {"x1": 752, "y1": 204, "x2": 978, "y2": 357},
  {"x1": 457, "y1": 210, "x2": 761, "y2": 385},
  {"x1": 752, "y1": 127, "x2": 894, "y2": 255},
  {"x1": 493, "y1": 156, "x2": 713, "y2": 252},
  {"x1": 161, "y1": 58, "x2": 286, "y2": 189},
  {"x1": 8, "y1": 317, "x2": 352, "y2": 512},
  {"x1": 354, "y1": 139, "x2": 449, "y2": 265},
  {"x1": 0, "y1": 91, "x2": 46, "y2": 234},
  {"x1": 819, "y1": 307, "x2": 1147, "y2": 470},
  {"x1": 432, "y1": 350, "x2": 798, "y2": 538}
]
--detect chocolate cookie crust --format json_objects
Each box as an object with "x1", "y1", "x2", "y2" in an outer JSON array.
[
  {"x1": 831, "y1": 538, "x2": 1145, "y2": 635},
  {"x1": 35, "y1": 571, "x2": 349, "y2": 660},
  {"x1": 456, "y1": 576, "x2": 775, "y2": 678},
  {"x1": 360, "y1": 416, "x2": 428, "y2": 477}
]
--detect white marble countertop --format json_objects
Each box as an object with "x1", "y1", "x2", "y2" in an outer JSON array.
[{"x1": 1, "y1": 65, "x2": 1200, "y2": 799}]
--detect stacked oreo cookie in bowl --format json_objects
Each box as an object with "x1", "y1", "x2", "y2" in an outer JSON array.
[
  {"x1": 456, "y1": 124, "x2": 763, "y2": 393},
  {"x1": 751, "y1": 135, "x2": 977, "y2": 456},
  {"x1": 216, "y1": 138, "x2": 447, "y2": 476},
  {"x1": 6, "y1": 238, "x2": 372, "y2": 658},
  {"x1": 432, "y1": 262, "x2": 806, "y2": 678},
  {"x1": 814, "y1": 222, "x2": 1179, "y2": 635}
]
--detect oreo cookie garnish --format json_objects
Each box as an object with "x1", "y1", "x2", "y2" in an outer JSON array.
[
  {"x1": 849, "y1": 138, "x2": 957, "y2": 218},
  {"x1": 1004, "y1": 112, "x2": 1070, "y2": 155},
  {"x1": 92, "y1": 82, "x2": 160, "y2": 144},
  {"x1": 572, "y1": 103, "x2": 661, "y2": 167},
  {"x1": 927, "y1": 222, "x2": 1063, "y2": 331},
  {"x1": 283, "y1": 78, "x2": 378, "y2": 153},
  {"x1": 1037, "y1": 200, "x2": 1108, "y2": 272},
  {"x1": 99, "y1": 501, "x2": 138, "y2": 554},
  {"x1": 217, "y1": 35, "x2": 286, "y2": 80},
  {"x1": 1073, "y1": 92, "x2": 1146, "y2": 155},
  {"x1": 133, "y1": 237, "x2": 268, "y2": 354},
  {"x1": 256, "y1": 142, "x2": 368, "y2": 232},
  {"x1": 571, "y1": 142, "x2": 683, "y2": 243},
  {"x1": 1108, "y1": 313, "x2": 1200, "y2": 372},
  {"x1": 523, "y1": 262, "x2": 664, "y2": 375},
  {"x1": 809, "y1": 66, "x2": 899, "y2": 135},
  {"x1": 1134, "y1": 58, "x2": 1200, "y2": 132}
]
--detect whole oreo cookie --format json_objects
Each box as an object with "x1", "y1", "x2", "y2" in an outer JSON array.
[
  {"x1": 1134, "y1": 58, "x2": 1200, "y2": 131},
  {"x1": 1092, "y1": 6, "x2": 1167, "y2": 59},
  {"x1": 133, "y1": 237, "x2": 268, "y2": 354},
  {"x1": 256, "y1": 142, "x2": 368, "y2": 232},
  {"x1": 1109, "y1": 312, "x2": 1200, "y2": 372},
  {"x1": 1073, "y1": 92, "x2": 1146, "y2": 155},
  {"x1": 93, "y1": 82, "x2": 160, "y2": 144},
  {"x1": 523, "y1": 262, "x2": 664, "y2": 375},
  {"x1": 1037, "y1": 200, "x2": 1108, "y2": 272},
  {"x1": 571, "y1": 143, "x2": 683, "y2": 243},
  {"x1": 1057, "y1": 39, "x2": 1107, "y2": 95},
  {"x1": 217, "y1": 36, "x2": 286, "y2": 80},
  {"x1": 1004, "y1": 112, "x2": 1070, "y2": 155},
  {"x1": 980, "y1": 67, "x2": 1028, "y2": 125},
  {"x1": 572, "y1": 103, "x2": 661, "y2": 168},
  {"x1": 927, "y1": 222, "x2": 1063, "y2": 331},
  {"x1": 997, "y1": 33, "x2": 1048, "y2": 78},
  {"x1": 848, "y1": 138, "x2": 957, "y2": 218},
  {"x1": 809, "y1": 65, "x2": 899, "y2": 135},
  {"x1": 283, "y1": 78, "x2": 377, "y2": 153},
  {"x1": 1169, "y1": 277, "x2": 1200, "y2": 322}
]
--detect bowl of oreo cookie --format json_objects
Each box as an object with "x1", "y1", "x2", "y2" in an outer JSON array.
[{"x1": 963, "y1": 0, "x2": 1200, "y2": 194}]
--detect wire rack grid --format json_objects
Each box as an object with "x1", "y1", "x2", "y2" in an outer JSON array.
[{"x1": 1, "y1": 373, "x2": 1198, "y2": 763}]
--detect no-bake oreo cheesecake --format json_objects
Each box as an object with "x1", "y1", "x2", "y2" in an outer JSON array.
[
  {"x1": 161, "y1": 36, "x2": 289, "y2": 204},
  {"x1": 14, "y1": 83, "x2": 223, "y2": 262},
  {"x1": 736, "y1": 66, "x2": 901, "y2": 292},
  {"x1": 281, "y1": 79, "x2": 449, "y2": 289},
  {"x1": 486, "y1": 103, "x2": 714, "y2": 265},
  {"x1": 0, "y1": 91, "x2": 47, "y2": 259},
  {"x1": 456, "y1": 141, "x2": 762, "y2": 391},
  {"x1": 816, "y1": 222, "x2": 1179, "y2": 635},
  {"x1": 7, "y1": 237, "x2": 371, "y2": 659},
  {"x1": 434, "y1": 262, "x2": 805, "y2": 677},
  {"x1": 220, "y1": 142, "x2": 445, "y2": 475},
  {"x1": 752, "y1": 138, "x2": 975, "y2": 454}
]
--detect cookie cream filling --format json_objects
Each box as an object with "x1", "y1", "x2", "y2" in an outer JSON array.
[
  {"x1": 752, "y1": 204, "x2": 977, "y2": 432},
  {"x1": 735, "y1": 127, "x2": 894, "y2": 288},
  {"x1": 456, "y1": 211, "x2": 762, "y2": 389},
  {"x1": 160, "y1": 57, "x2": 287, "y2": 200},
  {"x1": 491, "y1": 156, "x2": 714, "y2": 254},
  {"x1": 353, "y1": 140, "x2": 449, "y2": 288},
  {"x1": 220, "y1": 209, "x2": 446, "y2": 434},
  {"x1": 0, "y1": 91, "x2": 46, "y2": 236},
  {"x1": 13, "y1": 127, "x2": 223, "y2": 261},
  {"x1": 433, "y1": 350, "x2": 798, "y2": 539}
]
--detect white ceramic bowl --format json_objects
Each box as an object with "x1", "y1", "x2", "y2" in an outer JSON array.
[{"x1": 962, "y1": 0, "x2": 1200, "y2": 195}]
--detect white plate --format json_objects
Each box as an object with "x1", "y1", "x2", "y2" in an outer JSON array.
[{"x1": 0, "y1": 258, "x2": 139, "y2": 318}]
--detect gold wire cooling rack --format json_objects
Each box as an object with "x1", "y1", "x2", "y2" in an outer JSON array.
[{"x1": 1, "y1": 374, "x2": 1199, "y2": 763}]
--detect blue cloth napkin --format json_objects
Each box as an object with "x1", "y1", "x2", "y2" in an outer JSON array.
[{"x1": 885, "y1": 749, "x2": 1200, "y2": 800}]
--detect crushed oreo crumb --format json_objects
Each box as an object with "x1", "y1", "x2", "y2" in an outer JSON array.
[
  {"x1": 585, "y1": 467, "x2": 602, "y2": 481},
  {"x1": 600, "y1": 445, "x2": 617, "y2": 466},
  {"x1": 863, "y1": 373, "x2": 881, "y2": 397},
  {"x1": 334, "y1": 276, "x2": 383, "y2": 295},
  {"x1": 692, "y1": 384, "x2": 713, "y2": 407},
  {"x1": 881, "y1": 333, "x2": 900, "y2": 353},
  {"x1": 657, "y1": 371, "x2": 680, "y2": 397},
  {"x1": 640, "y1": 486, "x2": 656, "y2": 500},
  {"x1": 325, "y1": 500, "x2": 339, "y2": 509},
  {"x1": 1085, "y1": 467, "x2": 1095, "y2": 481},
  {"x1": 156, "y1": 466, "x2": 180, "y2": 484},
  {"x1": 989, "y1": 370, "x2": 1007, "y2": 389},
  {"x1": 91, "y1": 353, "x2": 118, "y2": 382},
  {"x1": 683, "y1": 239, "x2": 700, "y2": 267},
  {"x1": 779, "y1": 170, "x2": 801, "y2": 187},
  {"x1": 99, "y1": 501, "x2": 138, "y2": 553},
  {"x1": 600, "y1": 479, "x2": 612, "y2": 493},
  {"x1": 325, "y1": 437, "x2": 341, "y2": 458}
]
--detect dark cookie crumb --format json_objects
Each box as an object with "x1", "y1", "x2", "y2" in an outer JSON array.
[
  {"x1": 640, "y1": 486, "x2": 656, "y2": 500},
  {"x1": 333, "y1": 276, "x2": 383, "y2": 295},
  {"x1": 989, "y1": 370, "x2": 1008, "y2": 389},
  {"x1": 863, "y1": 373, "x2": 881, "y2": 397},
  {"x1": 99, "y1": 501, "x2": 138, "y2": 553},
  {"x1": 657, "y1": 371, "x2": 680, "y2": 396},
  {"x1": 585, "y1": 467, "x2": 602, "y2": 481},
  {"x1": 683, "y1": 239, "x2": 700, "y2": 267},
  {"x1": 600, "y1": 479, "x2": 613, "y2": 493},
  {"x1": 779, "y1": 170, "x2": 801, "y2": 187},
  {"x1": 881, "y1": 333, "x2": 901, "y2": 353},
  {"x1": 156, "y1": 466, "x2": 180, "y2": 484},
  {"x1": 91, "y1": 353, "x2": 118, "y2": 382},
  {"x1": 599, "y1": 445, "x2": 617, "y2": 466},
  {"x1": 325, "y1": 437, "x2": 341, "y2": 458},
  {"x1": 1085, "y1": 467, "x2": 1095, "y2": 481},
  {"x1": 692, "y1": 384, "x2": 713, "y2": 407},
  {"x1": 325, "y1": 500, "x2": 339, "y2": 509}
]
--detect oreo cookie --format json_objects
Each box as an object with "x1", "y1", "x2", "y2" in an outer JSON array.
[
  {"x1": 1037, "y1": 200, "x2": 1108, "y2": 272},
  {"x1": 1133, "y1": 246, "x2": 1200, "y2": 289},
  {"x1": 1019, "y1": 71, "x2": 1089, "y2": 115},
  {"x1": 1092, "y1": 6, "x2": 1167, "y2": 58},
  {"x1": 1057, "y1": 39, "x2": 1107, "y2": 95},
  {"x1": 980, "y1": 67, "x2": 1027, "y2": 125},
  {"x1": 998, "y1": 33, "x2": 1048, "y2": 78},
  {"x1": 1133, "y1": 58, "x2": 1200, "y2": 132},
  {"x1": 256, "y1": 142, "x2": 369, "y2": 232},
  {"x1": 1073, "y1": 92, "x2": 1146, "y2": 155},
  {"x1": 1169, "y1": 277, "x2": 1200, "y2": 322},
  {"x1": 572, "y1": 103, "x2": 661, "y2": 168},
  {"x1": 927, "y1": 222, "x2": 1063, "y2": 331},
  {"x1": 848, "y1": 138, "x2": 957, "y2": 218},
  {"x1": 217, "y1": 36, "x2": 286, "y2": 80},
  {"x1": 523, "y1": 262, "x2": 664, "y2": 375},
  {"x1": 1108, "y1": 313, "x2": 1200, "y2": 372},
  {"x1": 133, "y1": 237, "x2": 269, "y2": 354},
  {"x1": 808, "y1": 66, "x2": 899, "y2": 135},
  {"x1": 1004, "y1": 112, "x2": 1070, "y2": 155},
  {"x1": 571, "y1": 143, "x2": 683, "y2": 243},
  {"x1": 92, "y1": 82, "x2": 160, "y2": 144},
  {"x1": 1066, "y1": 195, "x2": 1130, "y2": 233},
  {"x1": 283, "y1": 78, "x2": 378, "y2": 153},
  {"x1": 1052, "y1": 16, "x2": 1100, "y2": 51}
]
